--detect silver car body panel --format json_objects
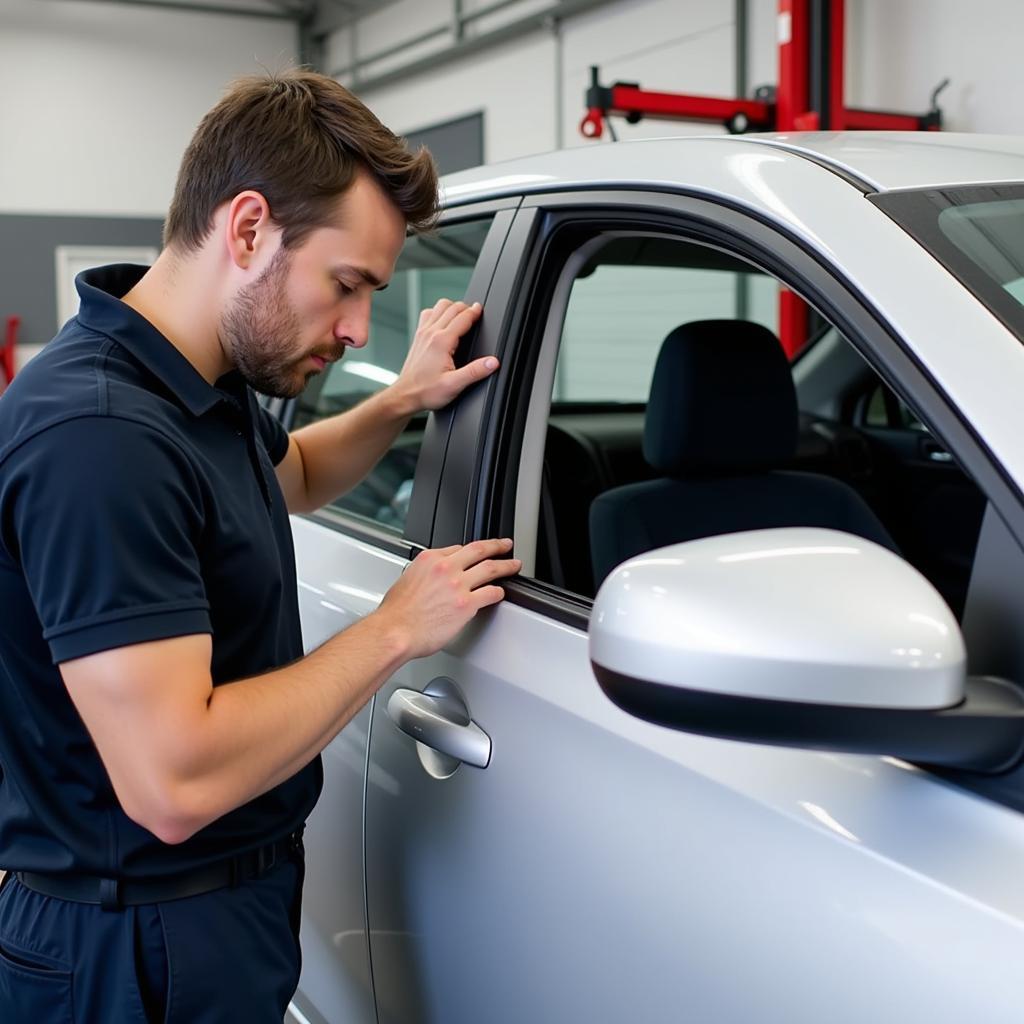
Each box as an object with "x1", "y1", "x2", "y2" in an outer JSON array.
[
  {"x1": 291, "y1": 519, "x2": 408, "y2": 1024},
  {"x1": 292, "y1": 135, "x2": 1024, "y2": 1022}
]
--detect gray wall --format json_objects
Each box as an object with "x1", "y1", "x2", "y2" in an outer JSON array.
[
  {"x1": 0, "y1": 214, "x2": 164, "y2": 348},
  {"x1": 405, "y1": 112, "x2": 484, "y2": 175}
]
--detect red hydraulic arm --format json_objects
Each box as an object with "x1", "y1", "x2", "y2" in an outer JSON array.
[
  {"x1": 581, "y1": 76, "x2": 773, "y2": 139},
  {"x1": 581, "y1": 0, "x2": 947, "y2": 356}
]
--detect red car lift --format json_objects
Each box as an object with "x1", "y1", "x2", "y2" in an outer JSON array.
[
  {"x1": 2, "y1": 316, "x2": 18, "y2": 392},
  {"x1": 580, "y1": 0, "x2": 949, "y2": 356}
]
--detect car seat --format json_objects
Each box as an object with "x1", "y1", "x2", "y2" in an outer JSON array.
[{"x1": 589, "y1": 319, "x2": 897, "y2": 587}]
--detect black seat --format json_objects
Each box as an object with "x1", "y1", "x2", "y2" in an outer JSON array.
[{"x1": 589, "y1": 319, "x2": 896, "y2": 587}]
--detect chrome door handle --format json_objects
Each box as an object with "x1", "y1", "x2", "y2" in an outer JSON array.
[{"x1": 387, "y1": 678, "x2": 491, "y2": 769}]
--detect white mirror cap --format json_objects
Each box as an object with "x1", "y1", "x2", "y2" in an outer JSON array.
[{"x1": 590, "y1": 528, "x2": 966, "y2": 710}]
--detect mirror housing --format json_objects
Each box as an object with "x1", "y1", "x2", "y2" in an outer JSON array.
[{"x1": 590, "y1": 529, "x2": 1024, "y2": 773}]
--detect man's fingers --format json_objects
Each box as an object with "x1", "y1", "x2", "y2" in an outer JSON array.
[
  {"x1": 435, "y1": 300, "x2": 480, "y2": 333},
  {"x1": 448, "y1": 537, "x2": 514, "y2": 570},
  {"x1": 471, "y1": 585, "x2": 507, "y2": 609},
  {"x1": 413, "y1": 544, "x2": 461, "y2": 563},
  {"x1": 463, "y1": 557, "x2": 522, "y2": 591},
  {"x1": 420, "y1": 297, "x2": 455, "y2": 329},
  {"x1": 439, "y1": 357, "x2": 499, "y2": 399}
]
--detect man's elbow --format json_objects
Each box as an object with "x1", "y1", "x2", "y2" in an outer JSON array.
[{"x1": 119, "y1": 782, "x2": 210, "y2": 846}]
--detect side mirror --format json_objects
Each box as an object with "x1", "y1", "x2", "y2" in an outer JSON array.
[{"x1": 589, "y1": 528, "x2": 1024, "y2": 773}]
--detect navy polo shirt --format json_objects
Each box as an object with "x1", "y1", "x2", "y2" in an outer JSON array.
[{"x1": 0, "y1": 264, "x2": 321, "y2": 877}]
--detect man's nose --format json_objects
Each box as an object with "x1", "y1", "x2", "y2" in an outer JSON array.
[{"x1": 334, "y1": 299, "x2": 371, "y2": 348}]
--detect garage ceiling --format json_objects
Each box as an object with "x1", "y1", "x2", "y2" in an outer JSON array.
[{"x1": 62, "y1": 0, "x2": 396, "y2": 29}]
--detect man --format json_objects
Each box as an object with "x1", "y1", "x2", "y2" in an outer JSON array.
[{"x1": 0, "y1": 70, "x2": 520, "y2": 1021}]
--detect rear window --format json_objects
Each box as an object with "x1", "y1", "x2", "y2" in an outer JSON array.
[{"x1": 871, "y1": 184, "x2": 1024, "y2": 344}]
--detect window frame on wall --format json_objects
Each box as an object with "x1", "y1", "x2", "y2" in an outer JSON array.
[
  {"x1": 55, "y1": 244, "x2": 159, "y2": 326},
  {"x1": 281, "y1": 197, "x2": 519, "y2": 555},
  {"x1": 403, "y1": 112, "x2": 485, "y2": 176}
]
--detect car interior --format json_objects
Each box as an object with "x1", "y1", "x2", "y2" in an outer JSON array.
[{"x1": 528, "y1": 234, "x2": 987, "y2": 620}]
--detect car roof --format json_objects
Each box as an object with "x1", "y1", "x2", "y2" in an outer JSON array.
[{"x1": 440, "y1": 132, "x2": 1024, "y2": 205}]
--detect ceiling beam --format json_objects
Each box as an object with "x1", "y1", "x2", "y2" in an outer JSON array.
[
  {"x1": 330, "y1": 0, "x2": 619, "y2": 90},
  {"x1": 58, "y1": 0, "x2": 297, "y2": 22}
]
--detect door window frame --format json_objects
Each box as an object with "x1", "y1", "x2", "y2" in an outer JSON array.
[
  {"x1": 279, "y1": 197, "x2": 520, "y2": 556},
  {"x1": 430, "y1": 189, "x2": 1024, "y2": 631}
]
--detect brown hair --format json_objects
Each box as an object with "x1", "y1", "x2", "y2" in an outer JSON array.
[{"x1": 163, "y1": 69, "x2": 438, "y2": 251}]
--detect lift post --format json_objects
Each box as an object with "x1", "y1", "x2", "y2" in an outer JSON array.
[
  {"x1": 580, "y1": 0, "x2": 947, "y2": 356},
  {"x1": 2, "y1": 317, "x2": 18, "y2": 392},
  {"x1": 581, "y1": 0, "x2": 945, "y2": 139}
]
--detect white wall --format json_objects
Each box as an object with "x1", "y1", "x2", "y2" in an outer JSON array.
[
  {"x1": 851, "y1": 0, "x2": 1024, "y2": 133},
  {"x1": 0, "y1": 0, "x2": 298, "y2": 217},
  {"x1": 338, "y1": 0, "x2": 1024, "y2": 167},
  {"x1": 6, "y1": 0, "x2": 1021, "y2": 220},
  {"x1": 340, "y1": 0, "x2": 749, "y2": 164},
  {"x1": 344, "y1": 25, "x2": 559, "y2": 166}
]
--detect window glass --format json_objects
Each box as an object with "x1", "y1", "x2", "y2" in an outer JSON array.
[
  {"x1": 531, "y1": 232, "x2": 983, "y2": 619},
  {"x1": 871, "y1": 185, "x2": 1024, "y2": 346},
  {"x1": 938, "y1": 198, "x2": 1024, "y2": 308},
  {"x1": 293, "y1": 217, "x2": 493, "y2": 531},
  {"x1": 555, "y1": 242, "x2": 778, "y2": 403}
]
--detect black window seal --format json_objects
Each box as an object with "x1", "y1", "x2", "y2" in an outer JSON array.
[
  {"x1": 503, "y1": 575, "x2": 591, "y2": 632},
  {"x1": 296, "y1": 506, "x2": 418, "y2": 560}
]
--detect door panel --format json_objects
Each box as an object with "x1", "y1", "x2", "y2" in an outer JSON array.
[
  {"x1": 290, "y1": 204, "x2": 513, "y2": 1023},
  {"x1": 364, "y1": 194, "x2": 1024, "y2": 1022},
  {"x1": 364, "y1": 594, "x2": 1024, "y2": 1023},
  {"x1": 292, "y1": 518, "x2": 409, "y2": 1024}
]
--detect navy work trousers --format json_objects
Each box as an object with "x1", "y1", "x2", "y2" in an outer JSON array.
[{"x1": 0, "y1": 855, "x2": 304, "y2": 1023}]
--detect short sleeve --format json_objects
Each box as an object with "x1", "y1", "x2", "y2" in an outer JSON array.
[
  {"x1": 1, "y1": 417, "x2": 211, "y2": 664},
  {"x1": 255, "y1": 403, "x2": 290, "y2": 466}
]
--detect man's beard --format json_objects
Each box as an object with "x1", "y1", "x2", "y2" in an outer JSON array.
[{"x1": 220, "y1": 247, "x2": 311, "y2": 399}]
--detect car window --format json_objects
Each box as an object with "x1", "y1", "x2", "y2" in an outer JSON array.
[
  {"x1": 862, "y1": 381, "x2": 927, "y2": 431},
  {"x1": 871, "y1": 184, "x2": 1024, "y2": 347},
  {"x1": 524, "y1": 230, "x2": 986, "y2": 619},
  {"x1": 554, "y1": 239, "x2": 779, "y2": 403},
  {"x1": 293, "y1": 217, "x2": 493, "y2": 533}
]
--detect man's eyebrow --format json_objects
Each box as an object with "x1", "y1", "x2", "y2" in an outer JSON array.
[{"x1": 338, "y1": 265, "x2": 389, "y2": 292}]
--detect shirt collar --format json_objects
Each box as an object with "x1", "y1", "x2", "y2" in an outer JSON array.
[{"x1": 75, "y1": 264, "x2": 230, "y2": 417}]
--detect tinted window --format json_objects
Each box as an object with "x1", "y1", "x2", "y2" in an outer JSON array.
[{"x1": 871, "y1": 184, "x2": 1024, "y2": 345}]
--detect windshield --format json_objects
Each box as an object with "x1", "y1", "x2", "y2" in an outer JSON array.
[{"x1": 870, "y1": 184, "x2": 1024, "y2": 344}]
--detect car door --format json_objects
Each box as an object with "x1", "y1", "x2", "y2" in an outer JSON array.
[
  {"x1": 285, "y1": 202, "x2": 515, "y2": 1024},
  {"x1": 362, "y1": 192, "x2": 1024, "y2": 1023}
]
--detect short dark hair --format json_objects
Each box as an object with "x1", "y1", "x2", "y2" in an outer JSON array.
[{"x1": 164, "y1": 69, "x2": 438, "y2": 251}]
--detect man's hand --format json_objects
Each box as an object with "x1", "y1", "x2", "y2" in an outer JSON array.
[
  {"x1": 391, "y1": 299, "x2": 497, "y2": 414},
  {"x1": 61, "y1": 539, "x2": 522, "y2": 844},
  {"x1": 372, "y1": 538, "x2": 522, "y2": 660},
  {"x1": 279, "y1": 298, "x2": 497, "y2": 514}
]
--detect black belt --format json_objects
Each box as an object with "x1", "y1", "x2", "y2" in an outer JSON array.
[{"x1": 14, "y1": 830, "x2": 303, "y2": 910}]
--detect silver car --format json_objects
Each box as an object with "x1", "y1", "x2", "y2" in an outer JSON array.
[{"x1": 283, "y1": 133, "x2": 1024, "y2": 1024}]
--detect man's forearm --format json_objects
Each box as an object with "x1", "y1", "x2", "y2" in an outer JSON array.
[
  {"x1": 289, "y1": 385, "x2": 416, "y2": 513},
  {"x1": 158, "y1": 610, "x2": 409, "y2": 842}
]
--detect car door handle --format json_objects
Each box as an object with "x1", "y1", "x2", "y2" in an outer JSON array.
[
  {"x1": 920, "y1": 437, "x2": 954, "y2": 463},
  {"x1": 387, "y1": 678, "x2": 491, "y2": 769}
]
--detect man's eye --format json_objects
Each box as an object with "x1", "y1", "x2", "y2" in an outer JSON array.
[{"x1": 336, "y1": 280, "x2": 355, "y2": 296}]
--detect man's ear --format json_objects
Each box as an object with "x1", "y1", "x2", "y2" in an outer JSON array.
[{"x1": 224, "y1": 191, "x2": 274, "y2": 270}]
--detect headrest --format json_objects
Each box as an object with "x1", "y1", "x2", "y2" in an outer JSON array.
[{"x1": 643, "y1": 320, "x2": 798, "y2": 476}]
